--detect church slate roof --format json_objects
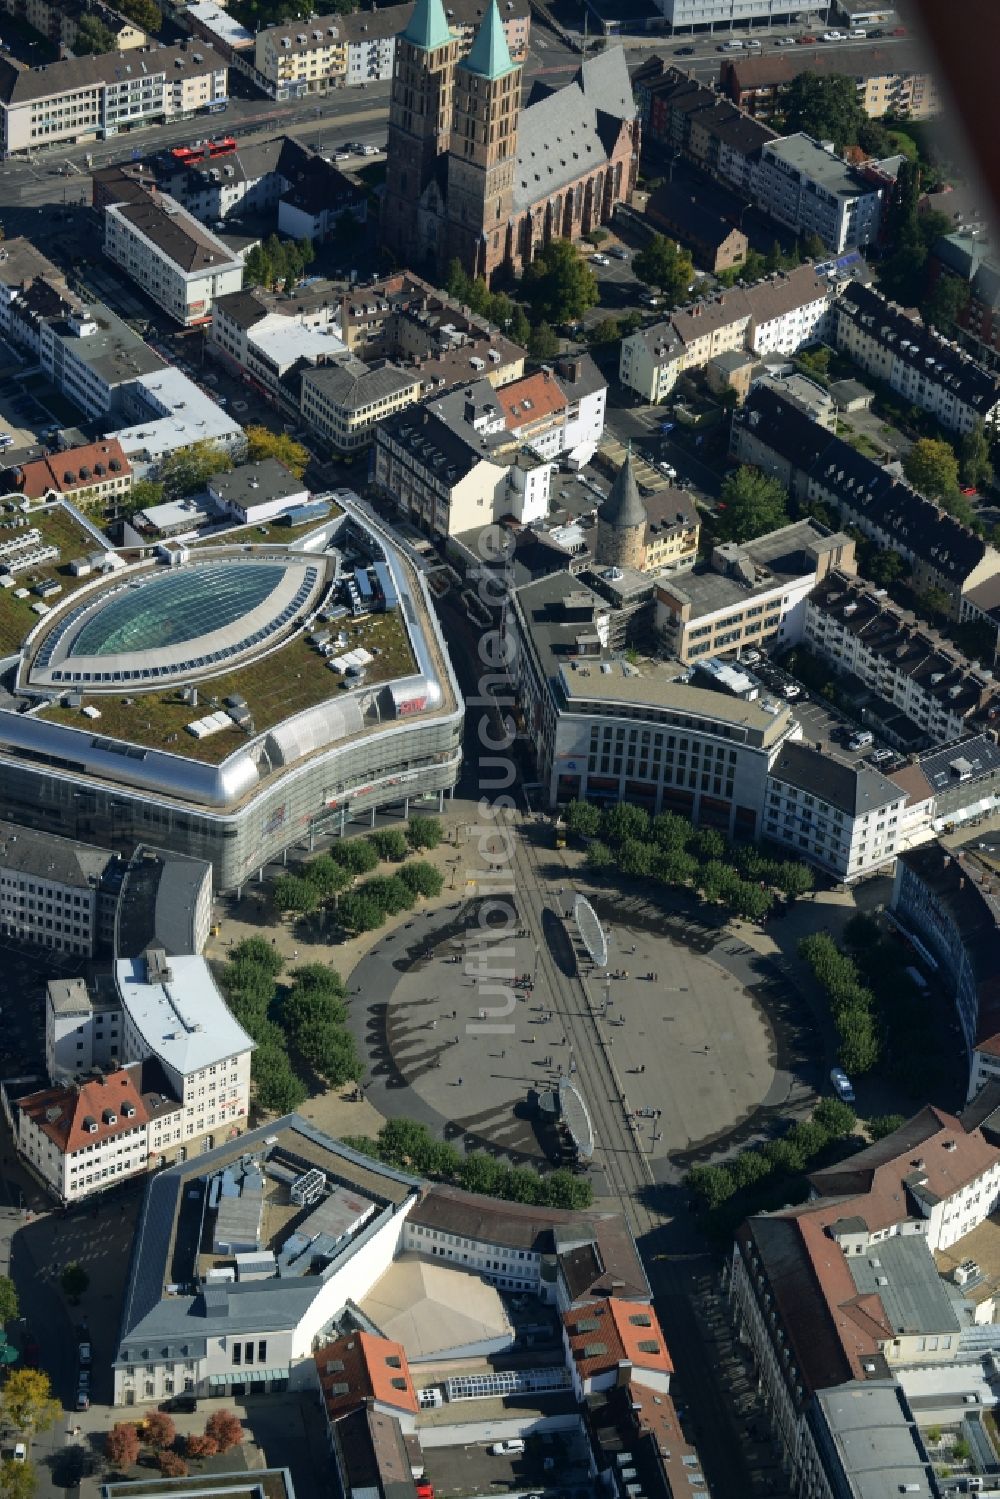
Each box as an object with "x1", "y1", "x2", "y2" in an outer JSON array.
[{"x1": 513, "y1": 49, "x2": 634, "y2": 215}]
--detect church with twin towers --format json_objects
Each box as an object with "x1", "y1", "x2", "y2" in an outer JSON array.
[{"x1": 381, "y1": 0, "x2": 640, "y2": 284}]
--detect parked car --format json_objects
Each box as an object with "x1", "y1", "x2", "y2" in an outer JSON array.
[
  {"x1": 780, "y1": 682, "x2": 801, "y2": 699},
  {"x1": 360, "y1": 143, "x2": 381, "y2": 155},
  {"x1": 160, "y1": 1394, "x2": 197, "y2": 1413},
  {"x1": 78, "y1": 1341, "x2": 92, "y2": 1366},
  {"x1": 76, "y1": 1392, "x2": 90, "y2": 1412},
  {"x1": 675, "y1": 44, "x2": 694, "y2": 54},
  {"x1": 589, "y1": 252, "x2": 610, "y2": 266},
  {"x1": 609, "y1": 246, "x2": 628, "y2": 260},
  {"x1": 848, "y1": 729, "x2": 874, "y2": 751},
  {"x1": 830, "y1": 1067, "x2": 855, "y2": 1103},
  {"x1": 798, "y1": 34, "x2": 817, "y2": 43},
  {"x1": 740, "y1": 648, "x2": 761, "y2": 666},
  {"x1": 490, "y1": 1440, "x2": 525, "y2": 1456},
  {"x1": 820, "y1": 31, "x2": 845, "y2": 41}
]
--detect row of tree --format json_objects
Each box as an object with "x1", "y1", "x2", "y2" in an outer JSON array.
[
  {"x1": 798, "y1": 931, "x2": 880, "y2": 1075},
  {"x1": 106, "y1": 1409, "x2": 244, "y2": 1477},
  {"x1": 686, "y1": 1096, "x2": 859, "y2": 1227},
  {"x1": 565, "y1": 799, "x2": 814, "y2": 921},
  {"x1": 841, "y1": 913, "x2": 945, "y2": 1099},
  {"x1": 271, "y1": 817, "x2": 445, "y2": 922},
  {"x1": 243, "y1": 234, "x2": 316, "y2": 294},
  {"x1": 343, "y1": 1117, "x2": 593, "y2": 1209}
]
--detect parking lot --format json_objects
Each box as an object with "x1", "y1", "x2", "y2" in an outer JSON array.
[{"x1": 745, "y1": 653, "x2": 898, "y2": 769}]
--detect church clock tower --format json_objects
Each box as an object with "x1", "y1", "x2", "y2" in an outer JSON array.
[
  {"x1": 382, "y1": 0, "x2": 459, "y2": 264},
  {"x1": 445, "y1": 0, "x2": 522, "y2": 283}
]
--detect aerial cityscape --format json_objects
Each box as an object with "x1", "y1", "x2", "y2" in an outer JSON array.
[{"x1": 0, "y1": 1, "x2": 994, "y2": 1499}]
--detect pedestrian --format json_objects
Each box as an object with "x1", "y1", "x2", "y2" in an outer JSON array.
[
  {"x1": 457, "y1": 1076, "x2": 463, "y2": 1086},
  {"x1": 500, "y1": 1048, "x2": 505, "y2": 1058}
]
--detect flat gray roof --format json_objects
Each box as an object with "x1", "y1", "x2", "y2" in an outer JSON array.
[
  {"x1": 847, "y1": 1234, "x2": 961, "y2": 1337},
  {"x1": 763, "y1": 133, "x2": 874, "y2": 199},
  {"x1": 813, "y1": 1380, "x2": 936, "y2": 1499}
]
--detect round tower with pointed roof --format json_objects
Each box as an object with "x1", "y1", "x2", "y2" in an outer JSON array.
[
  {"x1": 596, "y1": 450, "x2": 647, "y2": 570},
  {"x1": 382, "y1": 0, "x2": 460, "y2": 264}
]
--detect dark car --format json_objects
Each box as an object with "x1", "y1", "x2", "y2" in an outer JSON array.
[
  {"x1": 675, "y1": 45, "x2": 695, "y2": 54},
  {"x1": 159, "y1": 1394, "x2": 197, "y2": 1413}
]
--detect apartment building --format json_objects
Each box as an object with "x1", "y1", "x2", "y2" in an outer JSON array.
[
  {"x1": 209, "y1": 282, "x2": 347, "y2": 409},
  {"x1": 0, "y1": 43, "x2": 228, "y2": 156},
  {"x1": 14, "y1": 1066, "x2": 161, "y2": 1203},
  {"x1": 562, "y1": 1299, "x2": 672, "y2": 1401},
  {"x1": 750, "y1": 135, "x2": 885, "y2": 253},
  {"x1": 104, "y1": 191, "x2": 243, "y2": 327},
  {"x1": 892, "y1": 844, "x2": 1000, "y2": 1097},
  {"x1": 374, "y1": 381, "x2": 552, "y2": 536},
  {"x1": 834, "y1": 281, "x2": 1000, "y2": 434},
  {"x1": 5, "y1": 0, "x2": 147, "y2": 52},
  {"x1": 116, "y1": 948, "x2": 253, "y2": 1154},
  {"x1": 338, "y1": 271, "x2": 526, "y2": 391},
  {"x1": 764, "y1": 740, "x2": 905, "y2": 881},
  {"x1": 619, "y1": 265, "x2": 833, "y2": 401},
  {"x1": 730, "y1": 1107, "x2": 1000, "y2": 1469},
  {"x1": 721, "y1": 41, "x2": 941, "y2": 121},
  {"x1": 804, "y1": 571, "x2": 1000, "y2": 748},
  {"x1": 12, "y1": 438, "x2": 131, "y2": 511},
  {"x1": 930, "y1": 232, "x2": 1000, "y2": 370},
  {"x1": 0, "y1": 822, "x2": 121, "y2": 958},
  {"x1": 644, "y1": 182, "x2": 750, "y2": 274},
  {"x1": 505, "y1": 570, "x2": 799, "y2": 830},
  {"x1": 656, "y1": 518, "x2": 855, "y2": 665},
  {"x1": 300, "y1": 359, "x2": 421, "y2": 454},
  {"x1": 732, "y1": 385, "x2": 1000, "y2": 618},
  {"x1": 494, "y1": 356, "x2": 607, "y2": 467},
  {"x1": 46, "y1": 977, "x2": 122, "y2": 1081},
  {"x1": 633, "y1": 60, "x2": 776, "y2": 194},
  {"x1": 254, "y1": 0, "x2": 529, "y2": 97}
]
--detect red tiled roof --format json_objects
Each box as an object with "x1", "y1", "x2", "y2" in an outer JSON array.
[
  {"x1": 497, "y1": 370, "x2": 567, "y2": 429},
  {"x1": 564, "y1": 1296, "x2": 672, "y2": 1382},
  {"x1": 18, "y1": 439, "x2": 130, "y2": 500},
  {"x1": 18, "y1": 1067, "x2": 150, "y2": 1155},
  {"x1": 315, "y1": 1331, "x2": 417, "y2": 1417}
]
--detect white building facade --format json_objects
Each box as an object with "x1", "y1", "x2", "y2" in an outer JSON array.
[
  {"x1": 763, "y1": 742, "x2": 905, "y2": 881},
  {"x1": 104, "y1": 198, "x2": 244, "y2": 328}
]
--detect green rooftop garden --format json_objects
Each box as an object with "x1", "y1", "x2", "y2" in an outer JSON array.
[
  {"x1": 0, "y1": 501, "x2": 107, "y2": 654},
  {"x1": 36, "y1": 609, "x2": 415, "y2": 762}
]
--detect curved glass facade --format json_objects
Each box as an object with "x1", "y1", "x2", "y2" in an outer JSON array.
[{"x1": 69, "y1": 564, "x2": 286, "y2": 658}]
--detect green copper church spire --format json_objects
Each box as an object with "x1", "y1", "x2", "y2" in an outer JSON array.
[
  {"x1": 401, "y1": 0, "x2": 453, "y2": 52},
  {"x1": 461, "y1": 0, "x2": 516, "y2": 77}
]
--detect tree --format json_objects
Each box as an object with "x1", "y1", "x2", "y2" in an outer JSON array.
[
  {"x1": 333, "y1": 838, "x2": 380, "y2": 875},
  {"x1": 231, "y1": 935, "x2": 284, "y2": 978},
  {"x1": 812, "y1": 1097, "x2": 857, "y2": 1138},
  {"x1": 158, "y1": 1453, "x2": 189, "y2": 1478},
  {"x1": 0, "y1": 1278, "x2": 17, "y2": 1327},
  {"x1": 914, "y1": 584, "x2": 951, "y2": 621},
  {"x1": 204, "y1": 1411, "x2": 243, "y2": 1454},
  {"x1": 299, "y1": 1025, "x2": 363, "y2": 1085},
  {"x1": 304, "y1": 855, "x2": 351, "y2": 897},
  {"x1": 632, "y1": 236, "x2": 695, "y2": 308},
  {"x1": 368, "y1": 827, "x2": 409, "y2": 862},
  {"x1": 952, "y1": 1440, "x2": 971, "y2": 1463},
  {"x1": 142, "y1": 1413, "x2": 176, "y2": 1451},
  {"x1": 716, "y1": 466, "x2": 789, "y2": 542},
  {"x1": 865, "y1": 545, "x2": 907, "y2": 588},
  {"x1": 60, "y1": 1263, "x2": 88, "y2": 1304},
  {"x1": 686, "y1": 1163, "x2": 735, "y2": 1211},
  {"x1": 958, "y1": 422, "x2": 994, "y2": 491},
  {"x1": 527, "y1": 321, "x2": 560, "y2": 360},
  {"x1": 272, "y1": 875, "x2": 318, "y2": 915},
  {"x1": 902, "y1": 437, "x2": 960, "y2": 502},
  {"x1": 601, "y1": 803, "x2": 649, "y2": 845},
  {"x1": 360, "y1": 875, "x2": 413, "y2": 916},
  {"x1": 75, "y1": 13, "x2": 117, "y2": 53},
  {"x1": 801, "y1": 232, "x2": 827, "y2": 260},
  {"x1": 838, "y1": 1009, "x2": 880, "y2": 1074},
  {"x1": 588, "y1": 317, "x2": 621, "y2": 346},
  {"x1": 118, "y1": 0, "x2": 163, "y2": 28},
  {"x1": 540, "y1": 1168, "x2": 593, "y2": 1209},
  {"x1": 564, "y1": 799, "x2": 601, "y2": 837},
  {"x1": 457, "y1": 1151, "x2": 505, "y2": 1195},
  {"x1": 407, "y1": 815, "x2": 443, "y2": 850},
  {"x1": 185, "y1": 1434, "x2": 219, "y2": 1460},
  {"x1": 0, "y1": 1460, "x2": 36, "y2": 1499},
  {"x1": 585, "y1": 839, "x2": 614, "y2": 870},
  {"x1": 0, "y1": 1371, "x2": 59, "y2": 1434},
  {"x1": 922, "y1": 273, "x2": 968, "y2": 336},
  {"x1": 398, "y1": 861, "x2": 444, "y2": 898},
  {"x1": 244, "y1": 425, "x2": 310, "y2": 480},
  {"x1": 868, "y1": 1112, "x2": 906, "y2": 1142},
  {"x1": 158, "y1": 440, "x2": 232, "y2": 500},
  {"x1": 251, "y1": 1043, "x2": 307, "y2": 1113},
  {"x1": 336, "y1": 892, "x2": 386, "y2": 933},
  {"x1": 857, "y1": 117, "x2": 890, "y2": 158},
  {"x1": 782, "y1": 73, "x2": 865, "y2": 152},
  {"x1": 106, "y1": 1425, "x2": 141, "y2": 1470},
  {"x1": 520, "y1": 240, "x2": 598, "y2": 325},
  {"x1": 774, "y1": 862, "x2": 814, "y2": 900}
]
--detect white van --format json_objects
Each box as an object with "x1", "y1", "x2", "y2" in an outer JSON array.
[
  {"x1": 0, "y1": 433, "x2": 13, "y2": 450},
  {"x1": 849, "y1": 27, "x2": 867, "y2": 38},
  {"x1": 490, "y1": 1440, "x2": 525, "y2": 1456},
  {"x1": 848, "y1": 729, "x2": 873, "y2": 751}
]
